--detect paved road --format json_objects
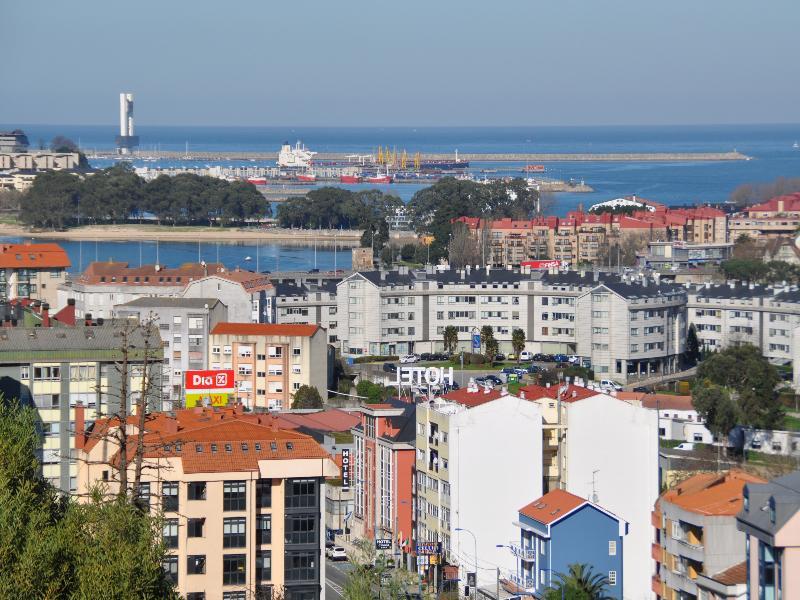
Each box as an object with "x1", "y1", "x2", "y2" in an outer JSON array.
[{"x1": 326, "y1": 557, "x2": 352, "y2": 600}]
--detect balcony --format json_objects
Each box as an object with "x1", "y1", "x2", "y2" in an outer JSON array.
[
  {"x1": 651, "y1": 543, "x2": 662, "y2": 562},
  {"x1": 510, "y1": 542, "x2": 536, "y2": 562},
  {"x1": 651, "y1": 575, "x2": 663, "y2": 596},
  {"x1": 510, "y1": 574, "x2": 535, "y2": 591}
]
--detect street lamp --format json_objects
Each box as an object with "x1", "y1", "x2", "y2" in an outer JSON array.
[{"x1": 455, "y1": 527, "x2": 478, "y2": 600}]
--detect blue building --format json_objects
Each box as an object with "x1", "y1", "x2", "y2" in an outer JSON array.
[{"x1": 507, "y1": 489, "x2": 627, "y2": 599}]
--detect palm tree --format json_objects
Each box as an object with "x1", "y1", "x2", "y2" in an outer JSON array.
[
  {"x1": 544, "y1": 564, "x2": 612, "y2": 600},
  {"x1": 442, "y1": 325, "x2": 459, "y2": 356},
  {"x1": 511, "y1": 328, "x2": 526, "y2": 364}
]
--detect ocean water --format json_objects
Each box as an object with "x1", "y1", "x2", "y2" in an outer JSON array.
[{"x1": 3, "y1": 124, "x2": 799, "y2": 271}]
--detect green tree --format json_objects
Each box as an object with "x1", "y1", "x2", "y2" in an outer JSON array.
[
  {"x1": 512, "y1": 328, "x2": 526, "y2": 364},
  {"x1": 292, "y1": 385, "x2": 324, "y2": 409},
  {"x1": 20, "y1": 170, "x2": 81, "y2": 229},
  {"x1": 691, "y1": 380, "x2": 740, "y2": 454},
  {"x1": 685, "y1": 323, "x2": 700, "y2": 366},
  {"x1": 544, "y1": 563, "x2": 612, "y2": 600},
  {"x1": 356, "y1": 380, "x2": 386, "y2": 404},
  {"x1": 343, "y1": 538, "x2": 420, "y2": 600},
  {"x1": 443, "y1": 325, "x2": 459, "y2": 356},
  {"x1": 695, "y1": 344, "x2": 783, "y2": 429},
  {"x1": 481, "y1": 325, "x2": 498, "y2": 364}
]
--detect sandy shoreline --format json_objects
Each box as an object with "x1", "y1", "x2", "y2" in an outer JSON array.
[{"x1": 0, "y1": 224, "x2": 363, "y2": 245}]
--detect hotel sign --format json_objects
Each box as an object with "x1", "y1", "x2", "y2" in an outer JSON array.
[
  {"x1": 341, "y1": 448, "x2": 351, "y2": 490},
  {"x1": 393, "y1": 367, "x2": 454, "y2": 387}
]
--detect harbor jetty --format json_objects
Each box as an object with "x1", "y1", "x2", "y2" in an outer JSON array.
[{"x1": 93, "y1": 150, "x2": 751, "y2": 162}]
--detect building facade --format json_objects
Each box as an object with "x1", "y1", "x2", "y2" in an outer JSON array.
[
  {"x1": 272, "y1": 280, "x2": 339, "y2": 344},
  {"x1": 653, "y1": 471, "x2": 765, "y2": 600},
  {"x1": 182, "y1": 270, "x2": 274, "y2": 324},
  {"x1": 509, "y1": 489, "x2": 627, "y2": 599},
  {"x1": 737, "y1": 470, "x2": 800, "y2": 600},
  {"x1": 414, "y1": 388, "x2": 543, "y2": 589},
  {"x1": 76, "y1": 406, "x2": 338, "y2": 600},
  {"x1": 0, "y1": 242, "x2": 70, "y2": 307},
  {"x1": 209, "y1": 323, "x2": 330, "y2": 411},
  {"x1": 728, "y1": 193, "x2": 800, "y2": 243}
]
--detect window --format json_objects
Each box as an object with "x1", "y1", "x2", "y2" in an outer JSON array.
[
  {"x1": 293, "y1": 347, "x2": 301, "y2": 356},
  {"x1": 769, "y1": 497, "x2": 776, "y2": 524},
  {"x1": 608, "y1": 571, "x2": 617, "y2": 586},
  {"x1": 223, "y1": 554, "x2": 246, "y2": 585},
  {"x1": 135, "y1": 482, "x2": 151, "y2": 510},
  {"x1": 187, "y1": 555, "x2": 206, "y2": 575},
  {"x1": 256, "y1": 551, "x2": 272, "y2": 581},
  {"x1": 223, "y1": 517, "x2": 247, "y2": 548},
  {"x1": 187, "y1": 594, "x2": 205, "y2": 600},
  {"x1": 20, "y1": 366, "x2": 29, "y2": 380},
  {"x1": 162, "y1": 556, "x2": 178, "y2": 585},
  {"x1": 743, "y1": 488, "x2": 749, "y2": 512},
  {"x1": 224, "y1": 481, "x2": 246, "y2": 511},
  {"x1": 286, "y1": 479, "x2": 317, "y2": 509},
  {"x1": 608, "y1": 540, "x2": 617, "y2": 556},
  {"x1": 162, "y1": 481, "x2": 179, "y2": 512},
  {"x1": 285, "y1": 551, "x2": 317, "y2": 582},
  {"x1": 163, "y1": 519, "x2": 179, "y2": 548},
  {"x1": 188, "y1": 481, "x2": 206, "y2": 500},
  {"x1": 188, "y1": 518, "x2": 205, "y2": 538},
  {"x1": 257, "y1": 514, "x2": 272, "y2": 544},
  {"x1": 223, "y1": 594, "x2": 246, "y2": 600},
  {"x1": 285, "y1": 514, "x2": 317, "y2": 545}
]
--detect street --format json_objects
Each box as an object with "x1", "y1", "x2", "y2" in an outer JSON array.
[{"x1": 326, "y1": 557, "x2": 353, "y2": 600}]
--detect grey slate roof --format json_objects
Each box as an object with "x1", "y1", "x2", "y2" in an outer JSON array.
[
  {"x1": 0, "y1": 324, "x2": 159, "y2": 354},
  {"x1": 119, "y1": 297, "x2": 221, "y2": 309},
  {"x1": 738, "y1": 470, "x2": 800, "y2": 540}
]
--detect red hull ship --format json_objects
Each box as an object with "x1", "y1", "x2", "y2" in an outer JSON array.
[{"x1": 340, "y1": 174, "x2": 363, "y2": 183}]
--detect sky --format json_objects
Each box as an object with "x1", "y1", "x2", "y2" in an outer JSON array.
[{"x1": 2, "y1": 0, "x2": 799, "y2": 127}]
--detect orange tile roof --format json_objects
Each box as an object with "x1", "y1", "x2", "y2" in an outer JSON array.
[
  {"x1": 519, "y1": 489, "x2": 587, "y2": 524},
  {"x1": 77, "y1": 261, "x2": 225, "y2": 285},
  {"x1": 746, "y1": 192, "x2": 800, "y2": 214},
  {"x1": 440, "y1": 387, "x2": 505, "y2": 408},
  {"x1": 0, "y1": 243, "x2": 70, "y2": 269},
  {"x1": 709, "y1": 561, "x2": 747, "y2": 586},
  {"x1": 660, "y1": 470, "x2": 766, "y2": 516},
  {"x1": 616, "y1": 392, "x2": 695, "y2": 411},
  {"x1": 211, "y1": 322, "x2": 320, "y2": 337},
  {"x1": 519, "y1": 383, "x2": 598, "y2": 403}
]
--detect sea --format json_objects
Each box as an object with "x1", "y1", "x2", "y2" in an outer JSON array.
[{"x1": 4, "y1": 124, "x2": 800, "y2": 272}]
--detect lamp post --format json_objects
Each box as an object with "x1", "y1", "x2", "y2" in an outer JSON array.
[{"x1": 455, "y1": 527, "x2": 478, "y2": 600}]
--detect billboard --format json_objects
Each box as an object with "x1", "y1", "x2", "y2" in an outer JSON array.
[
  {"x1": 521, "y1": 260, "x2": 563, "y2": 270},
  {"x1": 185, "y1": 393, "x2": 229, "y2": 408},
  {"x1": 393, "y1": 366, "x2": 454, "y2": 387},
  {"x1": 185, "y1": 369, "x2": 235, "y2": 392},
  {"x1": 341, "y1": 448, "x2": 351, "y2": 490}
]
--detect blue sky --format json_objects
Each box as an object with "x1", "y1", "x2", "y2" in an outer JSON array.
[{"x1": 2, "y1": 0, "x2": 799, "y2": 126}]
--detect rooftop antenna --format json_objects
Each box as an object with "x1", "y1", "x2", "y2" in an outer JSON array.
[
  {"x1": 197, "y1": 240, "x2": 201, "y2": 263},
  {"x1": 590, "y1": 470, "x2": 600, "y2": 504},
  {"x1": 256, "y1": 239, "x2": 260, "y2": 272}
]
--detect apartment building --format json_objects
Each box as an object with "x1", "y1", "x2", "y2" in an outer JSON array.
[
  {"x1": 350, "y1": 400, "x2": 415, "y2": 563},
  {"x1": 76, "y1": 406, "x2": 338, "y2": 600},
  {"x1": 0, "y1": 323, "x2": 163, "y2": 493},
  {"x1": 687, "y1": 282, "x2": 800, "y2": 366},
  {"x1": 728, "y1": 193, "x2": 800, "y2": 243},
  {"x1": 272, "y1": 280, "x2": 339, "y2": 344},
  {"x1": 519, "y1": 384, "x2": 659, "y2": 600},
  {"x1": 115, "y1": 297, "x2": 228, "y2": 404},
  {"x1": 456, "y1": 203, "x2": 727, "y2": 267},
  {"x1": 507, "y1": 489, "x2": 627, "y2": 599},
  {"x1": 209, "y1": 323, "x2": 330, "y2": 411},
  {"x1": 617, "y1": 392, "x2": 713, "y2": 444},
  {"x1": 637, "y1": 240, "x2": 734, "y2": 271},
  {"x1": 0, "y1": 242, "x2": 70, "y2": 307},
  {"x1": 653, "y1": 470, "x2": 765, "y2": 600},
  {"x1": 183, "y1": 269, "x2": 274, "y2": 323},
  {"x1": 414, "y1": 387, "x2": 543, "y2": 589},
  {"x1": 737, "y1": 470, "x2": 800, "y2": 600},
  {"x1": 58, "y1": 261, "x2": 226, "y2": 318}
]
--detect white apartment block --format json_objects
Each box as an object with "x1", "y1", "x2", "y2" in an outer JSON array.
[
  {"x1": 688, "y1": 282, "x2": 800, "y2": 369},
  {"x1": 272, "y1": 280, "x2": 340, "y2": 345},
  {"x1": 414, "y1": 389, "x2": 543, "y2": 589},
  {"x1": 337, "y1": 267, "x2": 686, "y2": 383}
]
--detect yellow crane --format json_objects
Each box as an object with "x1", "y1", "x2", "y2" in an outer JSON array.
[
  {"x1": 377, "y1": 146, "x2": 384, "y2": 165},
  {"x1": 401, "y1": 149, "x2": 408, "y2": 169},
  {"x1": 414, "y1": 152, "x2": 421, "y2": 171}
]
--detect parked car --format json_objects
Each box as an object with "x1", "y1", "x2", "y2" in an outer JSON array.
[
  {"x1": 500, "y1": 367, "x2": 517, "y2": 375},
  {"x1": 553, "y1": 354, "x2": 569, "y2": 363},
  {"x1": 519, "y1": 351, "x2": 533, "y2": 361},
  {"x1": 674, "y1": 443, "x2": 695, "y2": 451},
  {"x1": 419, "y1": 353, "x2": 432, "y2": 362},
  {"x1": 474, "y1": 377, "x2": 494, "y2": 387},
  {"x1": 506, "y1": 353, "x2": 517, "y2": 361},
  {"x1": 533, "y1": 353, "x2": 554, "y2": 362},
  {"x1": 327, "y1": 546, "x2": 347, "y2": 561},
  {"x1": 382, "y1": 362, "x2": 398, "y2": 373},
  {"x1": 599, "y1": 379, "x2": 623, "y2": 392},
  {"x1": 495, "y1": 353, "x2": 506, "y2": 362},
  {"x1": 485, "y1": 375, "x2": 503, "y2": 386},
  {"x1": 567, "y1": 355, "x2": 581, "y2": 364},
  {"x1": 527, "y1": 364, "x2": 542, "y2": 373},
  {"x1": 633, "y1": 385, "x2": 653, "y2": 393},
  {"x1": 399, "y1": 354, "x2": 420, "y2": 364},
  {"x1": 513, "y1": 367, "x2": 529, "y2": 376}
]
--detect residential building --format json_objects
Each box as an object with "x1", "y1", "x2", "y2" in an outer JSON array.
[
  {"x1": 209, "y1": 323, "x2": 331, "y2": 411},
  {"x1": 0, "y1": 129, "x2": 30, "y2": 152},
  {"x1": 183, "y1": 269, "x2": 274, "y2": 323},
  {"x1": 0, "y1": 151, "x2": 81, "y2": 172},
  {"x1": 507, "y1": 489, "x2": 627, "y2": 599},
  {"x1": 414, "y1": 387, "x2": 543, "y2": 589},
  {"x1": 617, "y1": 392, "x2": 713, "y2": 444},
  {"x1": 687, "y1": 282, "x2": 800, "y2": 366},
  {"x1": 653, "y1": 471, "x2": 765, "y2": 600},
  {"x1": 637, "y1": 240, "x2": 734, "y2": 271},
  {"x1": 728, "y1": 193, "x2": 800, "y2": 243},
  {"x1": 729, "y1": 426, "x2": 800, "y2": 458},
  {"x1": 115, "y1": 297, "x2": 228, "y2": 405},
  {"x1": 58, "y1": 261, "x2": 226, "y2": 318},
  {"x1": 76, "y1": 405, "x2": 338, "y2": 600},
  {"x1": 0, "y1": 323, "x2": 163, "y2": 493},
  {"x1": 519, "y1": 384, "x2": 659, "y2": 600},
  {"x1": 0, "y1": 242, "x2": 70, "y2": 307},
  {"x1": 272, "y1": 280, "x2": 339, "y2": 344},
  {"x1": 762, "y1": 237, "x2": 800, "y2": 265},
  {"x1": 350, "y1": 400, "x2": 416, "y2": 564},
  {"x1": 737, "y1": 470, "x2": 800, "y2": 600},
  {"x1": 695, "y1": 561, "x2": 747, "y2": 600},
  {"x1": 337, "y1": 267, "x2": 687, "y2": 382}
]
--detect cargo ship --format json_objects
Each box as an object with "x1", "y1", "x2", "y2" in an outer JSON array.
[
  {"x1": 296, "y1": 173, "x2": 317, "y2": 182},
  {"x1": 365, "y1": 173, "x2": 393, "y2": 184},
  {"x1": 246, "y1": 176, "x2": 267, "y2": 185},
  {"x1": 418, "y1": 159, "x2": 469, "y2": 170},
  {"x1": 523, "y1": 165, "x2": 545, "y2": 173}
]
